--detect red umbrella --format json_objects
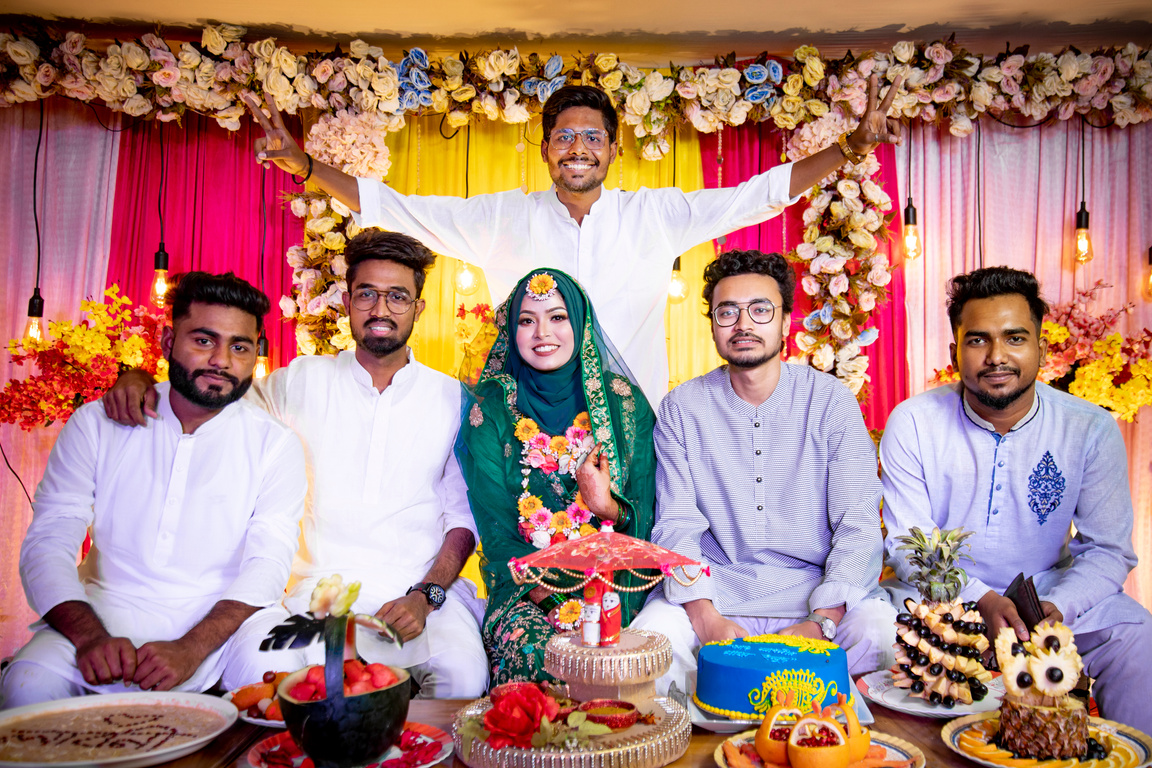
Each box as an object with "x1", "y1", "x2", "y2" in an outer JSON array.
[{"x1": 509, "y1": 526, "x2": 708, "y2": 593}]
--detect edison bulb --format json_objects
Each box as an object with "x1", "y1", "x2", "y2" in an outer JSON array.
[
  {"x1": 1074, "y1": 228, "x2": 1093, "y2": 264},
  {"x1": 253, "y1": 355, "x2": 270, "y2": 379},
  {"x1": 903, "y1": 224, "x2": 923, "y2": 261},
  {"x1": 23, "y1": 315, "x2": 44, "y2": 342},
  {"x1": 454, "y1": 262, "x2": 479, "y2": 296},
  {"x1": 668, "y1": 269, "x2": 689, "y2": 303},
  {"x1": 150, "y1": 269, "x2": 169, "y2": 307}
]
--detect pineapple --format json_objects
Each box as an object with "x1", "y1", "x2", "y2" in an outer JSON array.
[
  {"x1": 993, "y1": 623, "x2": 1089, "y2": 759},
  {"x1": 889, "y1": 527, "x2": 994, "y2": 708}
]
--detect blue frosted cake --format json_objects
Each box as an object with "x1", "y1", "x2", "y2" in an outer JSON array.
[{"x1": 692, "y1": 634, "x2": 852, "y2": 719}]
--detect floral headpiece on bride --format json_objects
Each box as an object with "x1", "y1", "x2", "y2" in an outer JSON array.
[{"x1": 526, "y1": 273, "x2": 558, "y2": 301}]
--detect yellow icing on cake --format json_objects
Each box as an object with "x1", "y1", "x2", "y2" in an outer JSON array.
[{"x1": 750, "y1": 669, "x2": 836, "y2": 713}]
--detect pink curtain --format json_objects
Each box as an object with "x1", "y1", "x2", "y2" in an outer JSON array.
[
  {"x1": 699, "y1": 126, "x2": 909, "y2": 429},
  {"x1": 107, "y1": 112, "x2": 305, "y2": 369},
  {"x1": 1, "y1": 100, "x2": 120, "y2": 658}
]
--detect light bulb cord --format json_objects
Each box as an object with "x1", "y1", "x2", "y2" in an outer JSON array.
[
  {"x1": 157, "y1": 121, "x2": 166, "y2": 247},
  {"x1": 32, "y1": 99, "x2": 45, "y2": 290}
]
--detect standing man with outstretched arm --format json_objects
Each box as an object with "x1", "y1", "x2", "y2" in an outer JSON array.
[{"x1": 241, "y1": 76, "x2": 903, "y2": 406}]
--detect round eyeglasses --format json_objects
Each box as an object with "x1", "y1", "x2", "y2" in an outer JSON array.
[
  {"x1": 712, "y1": 300, "x2": 777, "y2": 327},
  {"x1": 350, "y1": 288, "x2": 415, "y2": 314},
  {"x1": 549, "y1": 128, "x2": 609, "y2": 150}
]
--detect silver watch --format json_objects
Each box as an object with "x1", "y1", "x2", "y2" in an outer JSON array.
[{"x1": 806, "y1": 612, "x2": 837, "y2": 641}]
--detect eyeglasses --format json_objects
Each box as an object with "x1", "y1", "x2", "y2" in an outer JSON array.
[
  {"x1": 712, "y1": 300, "x2": 777, "y2": 327},
  {"x1": 549, "y1": 129, "x2": 609, "y2": 150},
  {"x1": 350, "y1": 288, "x2": 415, "y2": 314}
]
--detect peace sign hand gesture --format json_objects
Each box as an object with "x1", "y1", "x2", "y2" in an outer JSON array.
[
  {"x1": 846, "y1": 74, "x2": 905, "y2": 157},
  {"x1": 241, "y1": 92, "x2": 309, "y2": 176}
]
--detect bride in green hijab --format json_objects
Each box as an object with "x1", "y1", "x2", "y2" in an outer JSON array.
[{"x1": 456, "y1": 269, "x2": 656, "y2": 685}]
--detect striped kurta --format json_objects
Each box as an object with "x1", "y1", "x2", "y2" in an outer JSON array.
[{"x1": 653, "y1": 363, "x2": 886, "y2": 618}]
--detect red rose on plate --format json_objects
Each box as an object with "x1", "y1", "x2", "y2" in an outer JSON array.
[{"x1": 483, "y1": 683, "x2": 561, "y2": 749}]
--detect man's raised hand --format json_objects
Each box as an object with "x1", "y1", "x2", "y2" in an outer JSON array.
[
  {"x1": 848, "y1": 74, "x2": 905, "y2": 156},
  {"x1": 242, "y1": 92, "x2": 308, "y2": 175}
]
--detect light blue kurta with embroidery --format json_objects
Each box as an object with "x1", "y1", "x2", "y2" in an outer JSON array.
[{"x1": 879, "y1": 382, "x2": 1141, "y2": 634}]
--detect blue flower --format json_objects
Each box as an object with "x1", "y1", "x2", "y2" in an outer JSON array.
[
  {"x1": 520, "y1": 77, "x2": 541, "y2": 97},
  {"x1": 745, "y1": 84, "x2": 776, "y2": 104},
  {"x1": 418, "y1": 90, "x2": 433, "y2": 107},
  {"x1": 538, "y1": 75, "x2": 566, "y2": 103},
  {"x1": 856, "y1": 328, "x2": 880, "y2": 346},
  {"x1": 410, "y1": 69, "x2": 431, "y2": 90},
  {"x1": 803, "y1": 311, "x2": 823, "y2": 332},
  {"x1": 544, "y1": 54, "x2": 564, "y2": 79},
  {"x1": 819, "y1": 302, "x2": 834, "y2": 324},
  {"x1": 400, "y1": 90, "x2": 420, "y2": 111},
  {"x1": 767, "y1": 60, "x2": 785, "y2": 84},
  {"x1": 408, "y1": 47, "x2": 429, "y2": 69},
  {"x1": 743, "y1": 64, "x2": 769, "y2": 84}
]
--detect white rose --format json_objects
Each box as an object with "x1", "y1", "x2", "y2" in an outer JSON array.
[
  {"x1": 530, "y1": 530, "x2": 552, "y2": 549},
  {"x1": 122, "y1": 42, "x2": 148, "y2": 70},
  {"x1": 275, "y1": 48, "x2": 299, "y2": 78},
  {"x1": 848, "y1": 229, "x2": 877, "y2": 250},
  {"x1": 625, "y1": 89, "x2": 651, "y2": 117},
  {"x1": 202, "y1": 26, "x2": 227, "y2": 56},
  {"x1": 178, "y1": 42, "x2": 201, "y2": 69},
  {"x1": 717, "y1": 68, "x2": 742, "y2": 88},
  {"x1": 309, "y1": 198, "x2": 328, "y2": 218},
  {"x1": 6, "y1": 38, "x2": 40, "y2": 66},
  {"x1": 502, "y1": 97, "x2": 530, "y2": 123},
  {"x1": 279, "y1": 295, "x2": 298, "y2": 317},
  {"x1": 122, "y1": 94, "x2": 152, "y2": 116},
  {"x1": 644, "y1": 70, "x2": 674, "y2": 101},
  {"x1": 295, "y1": 74, "x2": 317, "y2": 98},
  {"x1": 893, "y1": 41, "x2": 916, "y2": 64},
  {"x1": 322, "y1": 231, "x2": 346, "y2": 251},
  {"x1": 728, "y1": 100, "x2": 753, "y2": 126},
  {"x1": 116, "y1": 77, "x2": 137, "y2": 99},
  {"x1": 812, "y1": 345, "x2": 835, "y2": 372},
  {"x1": 430, "y1": 88, "x2": 449, "y2": 113},
  {"x1": 349, "y1": 39, "x2": 371, "y2": 59},
  {"x1": 640, "y1": 136, "x2": 670, "y2": 161}
]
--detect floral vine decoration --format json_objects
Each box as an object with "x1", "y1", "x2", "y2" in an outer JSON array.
[
  {"x1": 1, "y1": 286, "x2": 167, "y2": 430},
  {"x1": 930, "y1": 281, "x2": 1152, "y2": 422},
  {"x1": 514, "y1": 412, "x2": 598, "y2": 549}
]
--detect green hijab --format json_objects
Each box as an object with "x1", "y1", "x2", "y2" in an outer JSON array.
[{"x1": 503, "y1": 271, "x2": 588, "y2": 436}]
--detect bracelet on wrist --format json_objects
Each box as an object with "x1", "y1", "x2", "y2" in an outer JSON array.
[
  {"x1": 837, "y1": 132, "x2": 868, "y2": 165},
  {"x1": 292, "y1": 154, "x2": 314, "y2": 184},
  {"x1": 537, "y1": 593, "x2": 565, "y2": 615}
]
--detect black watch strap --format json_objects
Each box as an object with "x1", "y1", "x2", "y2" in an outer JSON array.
[{"x1": 407, "y1": 582, "x2": 446, "y2": 609}]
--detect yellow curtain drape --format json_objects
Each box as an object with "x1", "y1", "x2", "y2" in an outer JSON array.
[{"x1": 370, "y1": 116, "x2": 721, "y2": 596}]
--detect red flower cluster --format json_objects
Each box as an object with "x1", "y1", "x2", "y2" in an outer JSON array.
[{"x1": 482, "y1": 682, "x2": 561, "y2": 749}]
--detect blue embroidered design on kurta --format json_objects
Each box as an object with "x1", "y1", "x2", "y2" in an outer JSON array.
[{"x1": 1027, "y1": 451, "x2": 1065, "y2": 526}]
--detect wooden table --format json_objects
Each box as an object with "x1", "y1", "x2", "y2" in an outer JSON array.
[{"x1": 173, "y1": 699, "x2": 975, "y2": 768}]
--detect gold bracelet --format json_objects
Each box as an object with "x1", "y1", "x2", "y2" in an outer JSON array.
[{"x1": 837, "y1": 132, "x2": 867, "y2": 165}]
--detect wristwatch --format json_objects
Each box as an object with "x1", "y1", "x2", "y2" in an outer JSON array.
[
  {"x1": 806, "y1": 612, "x2": 837, "y2": 641},
  {"x1": 407, "y1": 582, "x2": 447, "y2": 610}
]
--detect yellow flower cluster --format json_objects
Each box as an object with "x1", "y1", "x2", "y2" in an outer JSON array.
[
  {"x1": 1041, "y1": 321, "x2": 1071, "y2": 345},
  {"x1": 527, "y1": 273, "x2": 557, "y2": 298},
  {"x1": 518, "y1": 495, "x2": 543, "y2": 518},
  {"x1": 1067, "y1": 334, "x2": 1152, "y2": 422}
]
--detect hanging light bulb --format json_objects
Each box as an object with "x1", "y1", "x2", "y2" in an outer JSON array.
[
  {"x1": 253, "y1": 330, "x2": 271, "y2": 379},
  {"x1": 1145, "y1": 247, "x2": 1152, "y2": 297},
  {"x1": 24, "y1": 287, "x2": 45, "y2": 342},
  {"x1": 903, "y1": 197, "x2": 923, "y2": 261},
  {"x1": 668, "y1": 257, "x2": 689, "y2": 303},
  {"x1": 1074, "y1": 202, "x2": 1093, "y2": 264},
  {"x1": 454, "y1": 261, "x2": 480, "y2": 296},
  {"x1": 150, "y1": 243, "x2": 169, "y2": 307}
]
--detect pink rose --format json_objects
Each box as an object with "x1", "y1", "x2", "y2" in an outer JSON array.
[
  {"x1": 328, "y1": 71, "x2": 347, "y2": 92},
  {"x1": 858, "y1": 59, "x2": 875, "y2": 77},
  {"x1": 62, "y1": 53, "x2": 81, "y2": 73},
  {"x1": 214, "y1": 62, "x2": 234, "y2": 82},
  {"x1": 796, "y1": 242, "x2": 818, "y2": 260},
  {"x1": 924, "y1": 64, "x2": 944, "y2": 84},
  {"x1": 1057, "y1": 101, "x2": 1076, "y2": 120},
  {"x1": 313, "y1": 59, "x2": 335, "y2": 84},
  {"x1": 801, "y1": 274, "x2": 821, "y2": 296},
  {"x1": 828, "y1": 274, "x2": 849, "y2": 296},
  {"x1": 151, "y1": 66, "x2": 180, "y2": 88},
  {"x1": 233, "y1": 51, "x2": 254, "y2": 74},
  {"x1": 925, "y1": 42, "x2": 954, "y2": 65},
  {"x1": 222, "y1": 42, "x2": 243, "y2": 60},
  {"x1": 141, "y1": 33, "x2": 168, "y2": 52},
  {"x1": 156, "y1": 111, "x2": 180, "y2": 122},
  {"x1": 35, "y1": 64, "x2": 56, "y2": 87},
  {"x1": 150, "y1": 48, "x2": 177, "y2": 67},
  {"x1": 62, "y1": 31, "x2": 86, "y2": 55},
  {"x1": 999, "y1": 55, "x2": 1024, "y2": 78},
  {"x1": 1001, "y1": 77, "x2": 1020, "y2": 96}
]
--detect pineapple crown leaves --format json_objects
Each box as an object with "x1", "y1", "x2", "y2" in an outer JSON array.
[{"x1": 894, "y1": 526, "x2": 975, "y2": 602}]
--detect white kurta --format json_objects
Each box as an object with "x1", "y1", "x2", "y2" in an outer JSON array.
[
  {"x1": 249, "y1": 350, "x2": 478, "y2": 667},
  {"x1": 16, "y1": 383, "x2": 306, "y2": 691},
  {"x1": 353, "y1": 165, "x2": 798, "y2": 407}
]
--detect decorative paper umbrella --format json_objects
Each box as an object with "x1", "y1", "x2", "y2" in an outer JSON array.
[{"x1": 509, "y1": 525, "x2": 709, "y2": 595}]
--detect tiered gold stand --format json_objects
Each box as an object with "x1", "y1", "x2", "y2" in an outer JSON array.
[{"x1": 453, "y1": 629, "x2": 691, "y2": 768}]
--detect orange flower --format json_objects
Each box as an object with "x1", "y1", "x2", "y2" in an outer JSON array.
[
  {"x1": 518, "y1": 495, "x2": 543, "y2": 517},
  {"x1": 572, "y1": 491, "x2": 588, "y2": 510},
  {"x1": 548, "y1": 435, "x2": 568, "y2": 453},
  {"x1": 514, "y1": 418, "x2": 539, "y2": 441},
  {"x1": 556, "y1": 599, "x2": 582, "y2": 625},
  {"x1": 527, "y1": 273, "x2": 557, "y2": 297},
  {"x1": 578, "y1": 523, "x2": 598, "y2": 537},
  {"x1": 573, "y1": 412, "x2": 591, "y2": 430},
  {"x1": 551, "y1": 511, "x2": 572, "y2": 530}
]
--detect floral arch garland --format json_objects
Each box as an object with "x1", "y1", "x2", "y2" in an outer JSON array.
[{"x1": 3, "y1": 26, "x2": 1150, "y2": 394}]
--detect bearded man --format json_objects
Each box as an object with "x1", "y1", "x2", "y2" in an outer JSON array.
[
  {"x1": 3, "y1": 273, "x2": 306, "y2": 707},
  {"x1": 880, "y1": 266, "x2": 1151, "y2": 732},
  {"x1": 102, "y1": 232, "x2": 487, "y2": 699},
  {"x1": 631, "y1": 250, "x2": 895, "y2": 694}
]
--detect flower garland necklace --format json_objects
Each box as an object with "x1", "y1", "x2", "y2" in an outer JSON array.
[{"x1": 514, "y1": 410, "x2": 599, "y2": 550}]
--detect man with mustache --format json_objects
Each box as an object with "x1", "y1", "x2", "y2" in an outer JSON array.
[
  {"x1": 879, "y1": 267, "x2": 1151, "y2": 732},
  {"x1": 244, "y1": 77, "x2": 903, "y2": 407},
  {"x1": 103, "y1": 232, "x2": 487, "y2": 698},
  {"x1": 3, "y1": 273, "x2": 306, "y2": 706},
  {"x1": 630, "y1": 250, "x2": 896, "y2": 693}
]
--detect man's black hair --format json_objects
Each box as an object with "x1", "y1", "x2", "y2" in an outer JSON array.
[
  {"x1": 345, "y1": 230, "x2": 437, "y2": 297},
  {"x1": 541, "y1": 85, "x2": 619, "y2": 146},
  {"x1": 702, "y1": 250, "x2": 796, "y2": 316},
  {"x1": 946, "y1": 266, "x2": 1049, "y2": 334},
  {"x1": 167, "y1": 271, "x2": 269, "y2": 333}
]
